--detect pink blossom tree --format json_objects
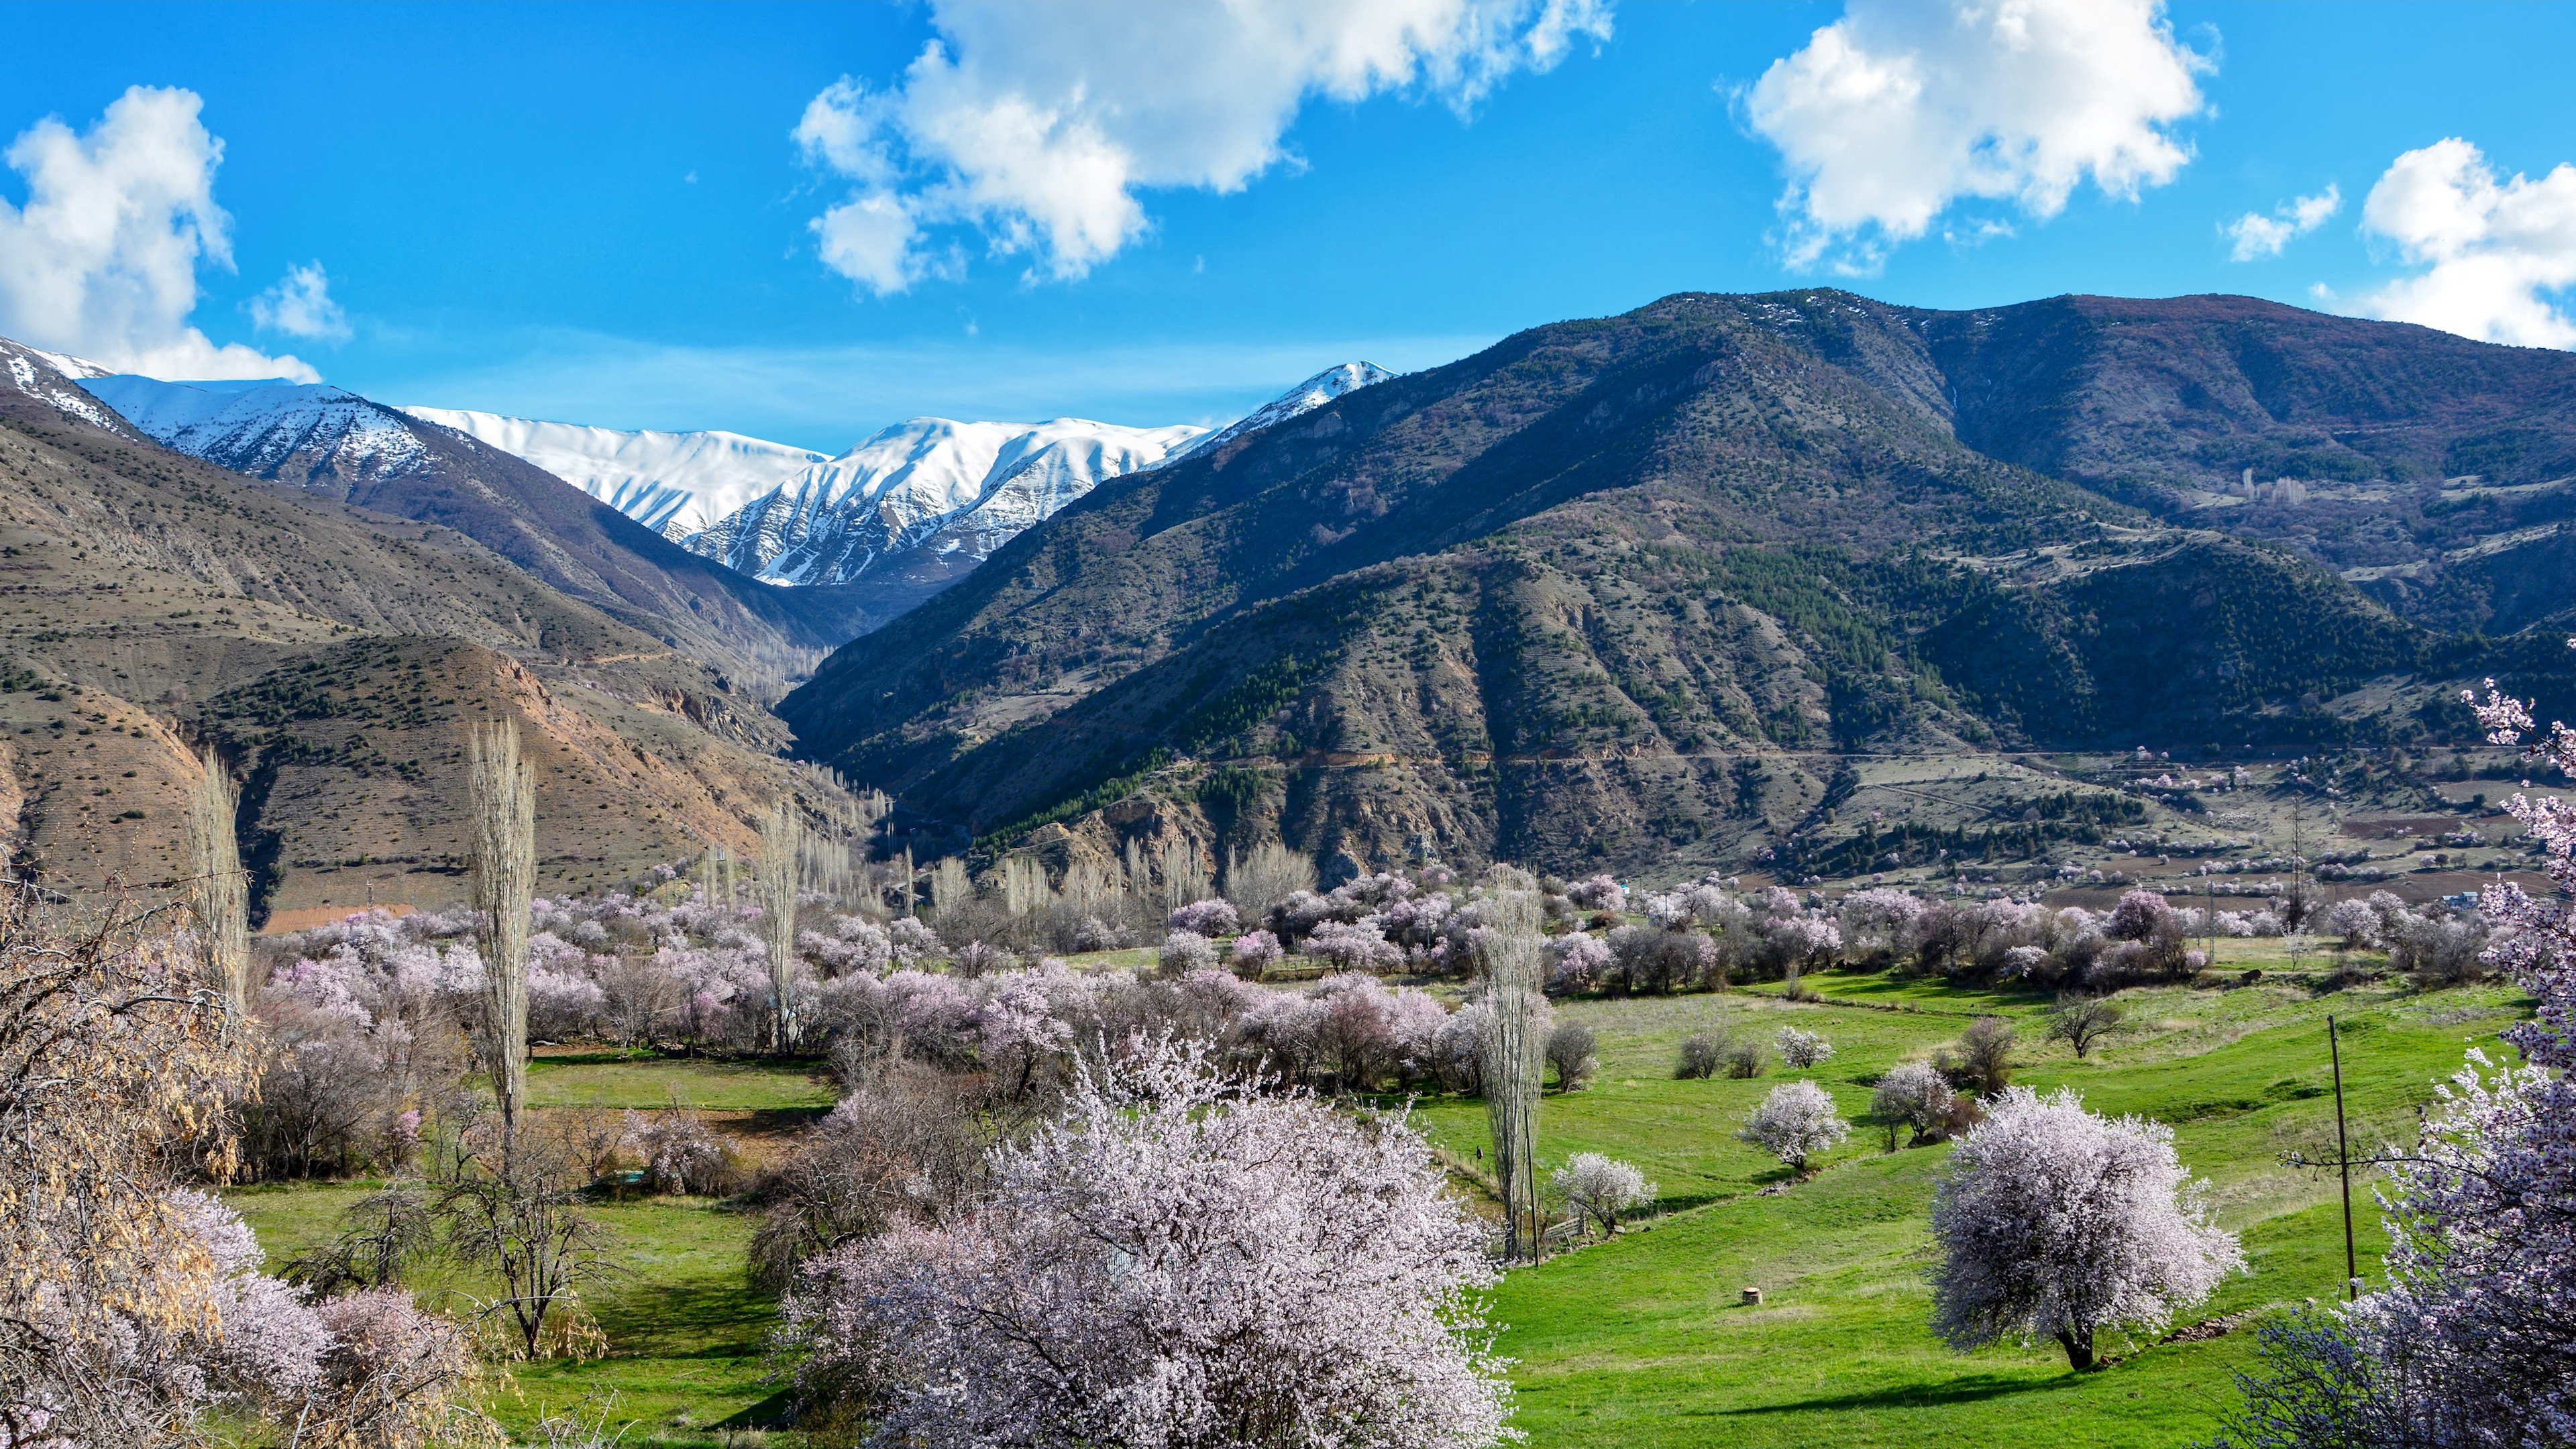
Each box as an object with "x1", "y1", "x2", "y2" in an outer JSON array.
[
  {"x1": 777, "y1": 1037, "x2": 1513, "y2": 1447},
  {"x1": 2210, "y1": 670, "x2": 2576, "y2": 1444}
]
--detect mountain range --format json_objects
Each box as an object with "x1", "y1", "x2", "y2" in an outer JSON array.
[
  {"x1": 395, "y1": 407, "x2": 830, "y2": 539},
  {"x1": 774, "y1": 290, "x2": 2576, "y2": 881},
  {"x1": 23, "y1": 288, "x2": 2576, "y2": 896}
]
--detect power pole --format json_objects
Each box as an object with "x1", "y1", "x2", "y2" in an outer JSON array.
[{"x1": 2328, "y1": 1014, "x2": 2358, "y2": 1300}]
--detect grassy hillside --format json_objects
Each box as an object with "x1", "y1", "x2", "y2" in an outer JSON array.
[{"x1": 222, "y1": 952, "x2": 2525, "y2": 1448}]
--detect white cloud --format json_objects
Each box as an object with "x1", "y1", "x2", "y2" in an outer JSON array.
[
  {"x1": 249, "y1": 260, "x2": 350, "y2": 341},
  {"x1": 798, "y1": 0, "x2": 1611, "y2": 294},
  {"x1": 2357, "y1": 138, "x2": 2576, "y2": 349},
  {"x1": 0, "y1": 86, "x2": 317, "y2": 380},
  {"x1": 2222, "y1": 184, "x2": 2339, "y2": 261},
  {"x1": 1745, "y1": 0, "x2": 2208, "y2": 272}
]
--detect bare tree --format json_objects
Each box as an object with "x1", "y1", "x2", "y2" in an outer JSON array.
[
  {"x1": 1479, "y1": 888, "x2": 1548, "y2": 1260},
  {"x1": 1946, "y1": 1015, "x2": 2017, "y2": 1095},
  {"x1": 465, "y1": 720, "x2": 536, "y2": 1158},
  {"x1": 927, "y1": 856, "x2": 972, "y2": 921},
  {"x1": 434, "y1": 1111, "x2": 619, "y2": 1362},
  {"x1": 760, "y1": 798, "x2": 804, "y2": 1052},
  {"x1": 1546, "y1": 1019, "x2": 1598, "y2": 1092},
  {"x1": 1225, "y1": 839, "x2": 1316, "y2": 919},
  {"x1": 183, "y1": 747, "x2": 249, "y2": 1011},
  {"x1": 2047, "y1": 993, "x2": 2126, "y2": 1059}
]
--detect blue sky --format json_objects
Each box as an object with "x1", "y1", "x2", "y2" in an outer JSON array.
[{"x1": 4, "y1": 1, "x2": 2573, "y2": 451}]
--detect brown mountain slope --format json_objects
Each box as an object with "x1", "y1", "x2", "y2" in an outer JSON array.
[
  {"x1": 1916, "y1": 292, "x2": 2576, "y2": 631},
  {"x1": 779, "y1": 290, "x2": 2481, "y2": 879},
  {"x1": 0, "y1": 341, "x2": 843, "y2": 916}
]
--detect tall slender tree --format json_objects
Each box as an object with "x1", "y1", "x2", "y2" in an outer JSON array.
[
  {"x1": 759, "y1": 798, "x2": 803, "y2": 1052},
  {"x1": 1479, "y1": 886, "x2": 1548, "y2": 1260},
  {"x1": 183, "y1": 747, "x2": 249, "y2": 1012},
  {"x1": 465, "y1": 720, "x2": 536, "y2": 1159}
]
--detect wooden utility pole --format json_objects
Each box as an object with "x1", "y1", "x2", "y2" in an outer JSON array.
[{"x1": 2328, "y1": 1014, "x2": 2358, "y2": 1300}]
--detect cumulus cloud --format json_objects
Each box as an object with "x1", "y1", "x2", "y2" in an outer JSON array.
[
  {"x1": 250, "y1": 261, "x2": 350, "y2": 341},
  {"x1": 798, "y1": 0, "x2": 1612, "y2": 294},
  {"x1": 2357, "y1": 138, "x2": 2576, "y2": 349},
  {"x1": 2223, "y1": 184, "x2": 2339, "y2": 262},
  {"x1": 0, "y1": 86, "x2": 317, "y2": 380},
  {"x1": 1745, "y1": 0, "x2": 2208, "y2": 272}
]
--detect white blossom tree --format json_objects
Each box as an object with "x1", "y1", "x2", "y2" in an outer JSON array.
[
  {"x1": 777, "y1": 1036, "x2": 1513, "y2": 1448},
  {"x1": 1870, "y1": 1061, "x2": 1955, "y2": 1149},
  {"x1": 1737, "y1": 1079, "x2": 1848, "y2": 1174},
  {"x1": 1930, "y1": 1087, "x2": 2242, "y2": 1371},
  {"x1": 1552, "y1": 1152, "x2": 1654, "y2": 1240}
]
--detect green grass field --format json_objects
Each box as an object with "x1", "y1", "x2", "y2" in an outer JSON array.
[{"x1": 225, "y1": 957, "x2": 2526, "y2": 1448}]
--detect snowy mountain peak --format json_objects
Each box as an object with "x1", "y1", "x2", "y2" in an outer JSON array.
[
  {"x1": 79, "y1": 375, "x2": 428, "y2": 480},
  {"x1": 1157, "y1": 360, "x2": 1395, "y2": 469},
  {"x1": 682, "y1": 416, "x2": 1205, "y2": 586},
  {"x1": 397, "y1": 407, "x2": 830, "y2": 538},
  {"x1": 2, "y1": 339, "x2": 133, "y2": 434}
]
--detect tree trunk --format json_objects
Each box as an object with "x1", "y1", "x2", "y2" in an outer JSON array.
[{"x1": 2055, "y1": 1328, "x2": 2096, "y2": 1371}]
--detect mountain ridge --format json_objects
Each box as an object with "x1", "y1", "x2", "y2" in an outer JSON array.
[
  {"x1": 775, "y1": 288, "x2": 2576, "y2": 881},
  {"x1": 0, "y1": 337, "x2": 861, "y2": 915}
]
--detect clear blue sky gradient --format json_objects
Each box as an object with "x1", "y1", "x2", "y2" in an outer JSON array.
[{"x1": 6, "y1": 3, "x2": 2571, "y2": 451}]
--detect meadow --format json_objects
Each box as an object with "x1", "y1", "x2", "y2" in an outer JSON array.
[{"x1": 225, "y1": 943, "x2": 2525, "y2": 1448}]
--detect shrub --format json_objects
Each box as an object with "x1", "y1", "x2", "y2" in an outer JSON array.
[
  {"x1": 1676, "y1": 1031, "x2": 1721, "y2": 1080},
  {"x1": 1167, "y1": 898, "x2": 1242, "y2": 938},
  {"x1": 1550, "y1": 932, "x2": 1613, "y2": 993},
  {"x1": 1545, "y1": 1020, "x2": 1598, "y2": 1092},
  {"x1": 1774, "y1": 1025, "x2": 1834, "y2": 1068},
  {"x1": 1071, "y1": 916, "x2": 1130, "y2": 953},
  {"x1": 1228, "y1": 928, "x2": 1283, "y2": 977},
  {"x1": 775, "y1": 1039, "x2": 1511, "y2": 1445},
  {"x1": 1722, "y1": 1034, "x2": 1767, "y2": 1079},
  {"x1": 1159, "y1": 931, "x2": 1218, "y2": 979}
]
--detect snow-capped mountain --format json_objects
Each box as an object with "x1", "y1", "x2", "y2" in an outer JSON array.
[
  {"x1": 72, "y1": 358, "x2": 1393, "y2": 600},
  {"x1": 1152, "y1": 362, "x2": 1395, "y2": 470},
  {"x1": 682, "y1": 417, "x2": 1205, "y2": 586},
  {"x1": 398, "y1": 407, "x2": 828, "y2": 538},
  {"x1": 681, "y1": 361, "x2": 1393, "y2": 587},
  {"x1": 83, "y1": 375, "x2": 431, "y2": 480},
  {"x1": 3, "y1": 340, "x2": 127, "y2": 433}
]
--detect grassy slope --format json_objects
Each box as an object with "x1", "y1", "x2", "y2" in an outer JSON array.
[
  {"x1": 1432, "y1": 954, "x2": 2522, "y2": 1449},
  {"x1": 225, "y1": 958, "x2": 2523, "y2": 1448}
]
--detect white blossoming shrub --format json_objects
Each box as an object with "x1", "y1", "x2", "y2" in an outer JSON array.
[
  {"x1": 1870, "y1": 1061, "x2": 1957, "y2": 1148},
  {"x1": 1774, "y1": 1026, "x2": 1835, "y2": 1068},
  {"x1": 1929, "y1": 1087, "x2": 2242, "y2": 1371},
  {"x1": 777, "y1": 1038, "x2": 1513, "y2": 1446},
  {"x1": 1158, "y1": 930, "x2": 1218, "y2": 977},
  {"x1": 1737, "y1": 1079, "x2": 1848, "y2": 1173},
  {"x1": 1553, "y1": 1152, "x2": 1655, "y2": 1239},
  {"x1": 1165, "y1": 898, "x2": 1241, "y2": 937}
]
